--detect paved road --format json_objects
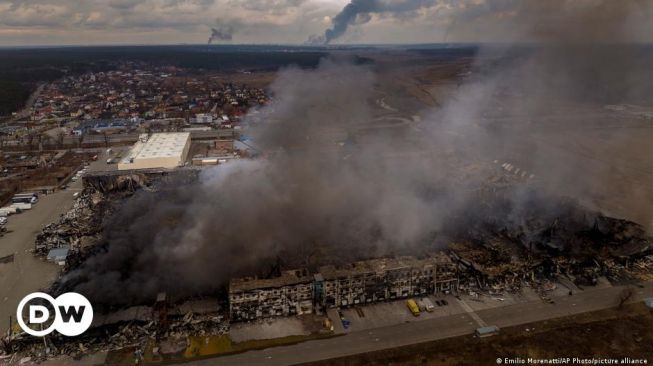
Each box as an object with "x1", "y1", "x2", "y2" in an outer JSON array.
[{"x1": 190, "y1": 281, "x2": 653, "y2": 366}]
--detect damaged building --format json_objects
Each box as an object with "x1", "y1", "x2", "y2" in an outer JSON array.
[
  {"x1": 228, "y1": 254, "x2": 459, "y2": 321},
  {"x1": 229, "y1": 269, "x2": 314, "y2": 321},
  {"x1": 318, "y1": 254, "x2": 459, "y2": 308}
]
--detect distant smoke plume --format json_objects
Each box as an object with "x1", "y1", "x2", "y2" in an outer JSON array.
[
  {"x1": 208, "y1": 22, "x2": 234, "y2": 43},
  {"x1": 310, "y1": 0, "x2": 436, "y2": 44},
  {"x1": 314, "y1": 0, "x2": 652, "y2": 44}
]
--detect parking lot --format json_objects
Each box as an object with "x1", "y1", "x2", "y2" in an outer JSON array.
[
  {"x1": 0, "y1": 148, "x2": 113, "y2": 334},
  {"x1": 338, "y1": 295, "x2": 465, "y2": 332},
  {"x1": 333, "y1": 277, "x2": 617, "y2": 333}
]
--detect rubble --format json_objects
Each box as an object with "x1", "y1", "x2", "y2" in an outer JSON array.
[
  {"x1": 2, "y1": 302, "x2": 229, "y2": 362},
  {"x1": 33, "y1": 191, "x2": 106, "y2": 257},
  {"x1": 10, "y1": 167, "x2": 651, "y2": 363},
  {"x1": 446, "y1": 189, "x2": 653, "y2": 294}
]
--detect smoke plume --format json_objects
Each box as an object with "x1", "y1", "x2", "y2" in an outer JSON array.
[
  {"x1": 61, "y1": 1, "x2": 653, "y2": 306},
  {"x1": 310, "y1": 0, "x2": 436, "y2": 44},
  {"x1": 62, "y1": 59, "x2": 475, "y2": 305},
  {"x1": 425, "y1": 0, "x2": 653, "y2": 231},
  {"x1": 208, "y1": 22, "x2": 234, "y2": 43}
]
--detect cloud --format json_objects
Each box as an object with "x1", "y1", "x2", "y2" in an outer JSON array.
[
  {"x1": 0, "y1": 0, "x2": 651, "y2": 45},
  {"x1": 0, "y1": 0, "x2": 339, "y2": 45}
]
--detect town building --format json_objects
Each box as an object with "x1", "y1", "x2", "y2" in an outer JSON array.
[
  {"x1": 192, "y1": 113, "x2": 214, "y2": 124},
  {"x1": 118, "y1": 132, "x2": 191, "y2": 170}
]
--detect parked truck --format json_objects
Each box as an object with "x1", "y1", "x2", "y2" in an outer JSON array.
[
  {"x1": 0, "y1": 206, "x2": 20, "y2": 216},
  {"x1": 406, "y1": 299, "x2": 420, "y2": 317},
  {"x1": 11, "y1": 202, "x2": 32, "y2": 211},
  {"x1": 421, "y1": 298, "x2": 435, "y2": 312},
  {"x1": 12, "y1": 193, "x2": 38, "y2": 204}
]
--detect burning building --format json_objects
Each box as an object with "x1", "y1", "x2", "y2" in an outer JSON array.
[
  {"x1": 228, "y1": 254, "x2": 459, "y2": 321},
  {"x1": 318, "y1": 254, "x2": 459, "y2": 308},
  {"x1": 229, "y1": 269, "x2": 314, "y2": 321}
]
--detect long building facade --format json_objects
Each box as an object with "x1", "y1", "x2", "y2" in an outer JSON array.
[
  {"x1": 229, "y1": 269, "x2": 314, "y2": 321},
  {"x1": 229, "y1": 254, "x2": 459, "y2": 321}
]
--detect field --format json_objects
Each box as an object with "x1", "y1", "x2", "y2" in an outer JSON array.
[{"x1": 299, "y1": 303, "x2": 653, "y2": 366}]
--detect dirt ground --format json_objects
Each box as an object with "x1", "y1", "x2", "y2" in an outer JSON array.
[
  {"x1": 374, "y1": 52, "x2": 653, "y2": 234},
  {"x1": 208, "y1": 71, "x2": 277, "y2": 89},
  {"x1": 298, "y1": 303, "x2": 653, "y2": 366}
]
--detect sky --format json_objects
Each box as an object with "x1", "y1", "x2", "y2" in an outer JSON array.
[{"x1": 0, "y1": 0, "x2": 651, "y2": 46}]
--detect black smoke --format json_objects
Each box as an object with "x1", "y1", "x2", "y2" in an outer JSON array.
[
  {"x1": 310, "y1": 0, "x2": 436, "y2": 44},
  {"x1": 208, "y1": 23, "x2": 234, "y2": 44},
  {"x1": 60, "y1": 59, "x2": 475, "y2": 305},
  {"x1": 60, "y1": 1, "x2": 653, "y2": 307}
]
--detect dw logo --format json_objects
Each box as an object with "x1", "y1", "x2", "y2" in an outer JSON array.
[{"x1": 16, "y1": 292, "x2": 93, "y2": 337}]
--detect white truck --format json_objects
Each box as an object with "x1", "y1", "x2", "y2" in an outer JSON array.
[
  {"x1": 421, "y1": 298, "x2": 435, "y2": 312},
  {"x1": 11, "y1": 202, "x2": 32, "y2": 211},
  {"x1": 0, "y1": 206, "x2": 20, "y2": 216},
  {"x1": 12, "y1": 193, "x2": 38, "y2": 204}
]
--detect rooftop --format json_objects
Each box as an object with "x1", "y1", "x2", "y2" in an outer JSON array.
[
  {"x1": 122, "y1": 132, "x2": 190, "y2": 162},
  {"x1": 47, "y1": 247, "x2": 70, "y2": 262},
  {"x1": 319, "y1": 255, "x2": 450, "y2": 280},
  {"x1": 230, "y1": 269, "x2": 312, "y2": 292}
]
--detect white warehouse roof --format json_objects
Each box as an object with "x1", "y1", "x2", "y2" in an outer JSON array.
[
  {"x1": 134, "y1": 132, "x2": 189, "y2": 159},
  {"x1": 118, "y1": 132, "x2": 191, "y2": 170}
]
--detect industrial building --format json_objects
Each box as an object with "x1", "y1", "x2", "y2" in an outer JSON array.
[
  {"x1": 229, "y1": 269, "x2": 314, "y2": 321},
  {"x1": 118, "y1": 132, "x2": 191, "y2": 170},
  {"x1": 318, "y1": 254, "x2": 459, "y2": 308},
  {"x1": 228, "y1": 255, "x2": 459, "y2": 321}
]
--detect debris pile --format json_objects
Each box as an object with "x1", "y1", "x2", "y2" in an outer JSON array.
[
  {"x1": 7, "y1": 169, "x2": 649, "y2": 363},
  {"x1": 447, "y1": 189, "x2": 653, "y2": 294},
  {"x1": 33, "y1": 191, "x2": 107, "y2": 257},
  {"x1": 2, "y1": 304, "x2": 229, "y2": 362}
]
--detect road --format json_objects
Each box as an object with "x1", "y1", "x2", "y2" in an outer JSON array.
[{"x1": 191, "y1": 281, "x2": 653, "y2": 366}]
